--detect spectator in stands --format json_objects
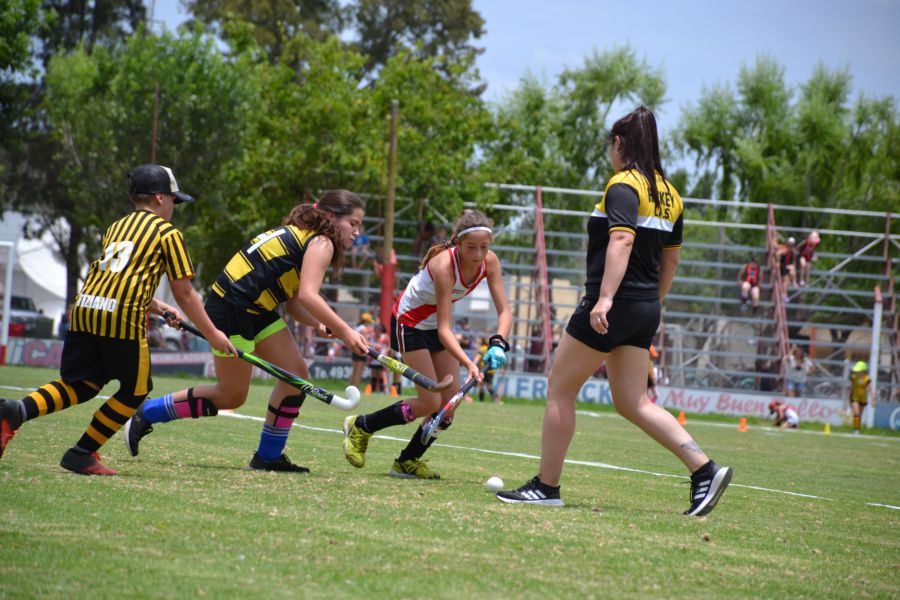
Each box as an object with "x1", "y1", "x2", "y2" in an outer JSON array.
[
  {"x1": 350, "y1": 229, "x2": 371, "y2": 268},
  {"x1": 796, "y1": 230, "x2": 820, "y2": 287},
  {"x1": 413, "y1": 222, "x2": 436, "y2": 257},
  {"x1": 777, "y1": 237, "x2": 798, "y2": 291},
  {"x1": 57, "y1": 302, "x2": 73, "y2": 339},
  {"x1": 755, "y1": 358, "x2": 780, "y2": 392},
  {"x1": 350, "y1": 312, "x2": 375, "y2": 388},
  {"x1": 737, "y1": 256, "x2": 761, "y2": 313},
  {"x1": 367, "y1": 322, "x2": 389, "y2": 393},
  {"x1": 769, "y1": 399, "x2": 799, "y2": 429},
  {"x1": 849, "y1": 361, "x2": 874, "y2": 435},
  {"x1": 782, "y1": 345, "x2": 814, "y2": 397},
  {"x1": 454, "y1": 317, "x2": 475, "y2": 357}
]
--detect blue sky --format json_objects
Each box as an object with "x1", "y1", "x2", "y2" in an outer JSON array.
[{"x1": 152, "y1": 0, "x2": 899, "y2": 135}]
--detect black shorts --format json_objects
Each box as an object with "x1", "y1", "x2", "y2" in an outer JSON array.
[
  {"x1": 391, "y1": 315, "x2": 445, "y2": 353},
  {"x1": 565, "y1": 295, "x2": 660, "y2": 353},
  {"x1": 60, "y1": 332, "x2": 152, "y2": 397},
  {"x1": 205, "y1": 295, "x2": 284, "y2": 355}
]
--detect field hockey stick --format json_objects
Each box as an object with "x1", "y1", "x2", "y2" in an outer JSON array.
[
  {"x1": 420, "y1": 363, "x2": 491, "y2": 444},
  {"x1": 365, "y1": 349, "x2": 454, "y2": 392},
  {"x1": 164, "y1": 313, "x2": 360, "y2": 410}
]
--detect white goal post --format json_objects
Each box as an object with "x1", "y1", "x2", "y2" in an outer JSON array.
[{"x1": 0, "y1": 241, "x2": 15, "y2": 365}]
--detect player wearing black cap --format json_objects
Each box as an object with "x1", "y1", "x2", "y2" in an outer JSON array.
[{"x1": 0, "y1": 164, "x2": 235, "y2": 475}]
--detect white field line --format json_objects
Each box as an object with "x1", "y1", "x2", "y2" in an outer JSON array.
[
  {"x1": 576, "y1": 409, "x2": 900, "y2": 442},
  {"x1": 2, "y1": 386, "x2": 894, "y2": 442},
  {"x1": 221, "y1": 412, "x2": 892, "y2": 507},
  {"x1": 2, "y1": 385, "x2": 897, "y2": 510}
]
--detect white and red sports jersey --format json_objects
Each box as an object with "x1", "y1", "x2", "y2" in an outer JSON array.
[{"x1": 393, "y1": 246, "x2": 487, "y2": 330}]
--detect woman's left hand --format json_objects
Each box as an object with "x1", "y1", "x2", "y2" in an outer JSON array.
[
  {"x1": 590, "y1": 297, "x2": 613, "y2": 334},
  {"x1": 317, "y1": 323, "x2": 334, "y2": 338}
]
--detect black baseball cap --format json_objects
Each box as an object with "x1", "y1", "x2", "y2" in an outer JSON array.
[{"x1": 127, "y1": 164, "x2": 194, "y2": 204}]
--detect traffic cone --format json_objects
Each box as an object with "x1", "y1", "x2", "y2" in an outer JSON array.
[
  {"x1": 677, "y1": 410, "x2": 686, "y2": 425},
  {"x1": 390, "y1": 385, "x2": 399, "y2": 397},
  {"x1": 824, "y1": 422, "x2": 831, "y2": 435},
  {"x1": 364, "y1": 383, "x2": 372, "y2": 395},
  {"x1": 738, "y1": 417, "x2": 747, "y2": 432}
]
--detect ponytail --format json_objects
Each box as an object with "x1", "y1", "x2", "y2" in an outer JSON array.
[
  {"x1": 283, "y1": 189, "x2": 365, "y2": 277},
  {"x1": 609, "y1": 106, "x2": 670, "y2": 214}
]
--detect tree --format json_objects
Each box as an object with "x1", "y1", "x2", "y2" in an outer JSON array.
[
  {"x1": 184, "y1": 0, "x2": 485, "y2": 82},
  {"x1": 558, "y1": 46, "x2": 666, "y2": 189},
  {"x1": 674, "y1": 55, "x2": 899, "y2": 330},
  {"x1": 368, "y1": 48, "x2": 492, "y2": 226},
  {"x1": 0, "y1": 0, "x2": 42, "y2": 71},
  {"x1": 348, "y1": 0, "x2": 484, "y2": 78},
  {"x1": 39, "y1": 0, "x2": 146, "y2": 66},
  {"x1": 210, "y1": 30, "x2": 376, "y2": 273},
  {"x1": 183, "y1": 0, "x2": 342, "y2": 62},
  {"x1": 479, "y1": 74, "x2": 577, "y2": 189},
  {"x1": 14, "y1": 28, "x2": 258, "y2": 302},
  {"x1": 0, "y1": 0, "x2": 42, "y2": 193},
  {"x1": 478, "y1": 46, "x2": 668, "y2": 283}
]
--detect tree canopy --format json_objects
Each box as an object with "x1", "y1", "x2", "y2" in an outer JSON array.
[{"x1": 0, "y1": 6, "x2": 896, "y2": 304}]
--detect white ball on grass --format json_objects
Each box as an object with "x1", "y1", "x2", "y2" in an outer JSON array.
[{"x1": 485, "y1": 476, "x2": 504, "y2": 492}]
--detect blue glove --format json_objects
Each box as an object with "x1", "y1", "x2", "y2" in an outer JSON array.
[{"x1": 483, "y1": 345, "x2": 507, "y2": 370}]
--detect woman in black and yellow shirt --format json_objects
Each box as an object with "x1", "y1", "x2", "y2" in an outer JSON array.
[
  {"x1": 498, "y1": 107, "x2": 732, "y2": 516},
  {"x1": 125, "y1": 190, "x2": 368, "y2": 472}
]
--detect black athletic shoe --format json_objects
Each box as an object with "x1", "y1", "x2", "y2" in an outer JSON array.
[
  {"x1": 496, "y1": 475, "x2": 564, "y2": 506},
  {"x1": 124, "y1": 407, "x2": 152, "y2": 457},
  {"x1": 248, "y1": 453, "x2": 310, "y2": 473},
  {"x1": 0, "y1": 398, "x2": 24, "y2": 460},
  {"x1": 684, "y1": 461, "x2": 733, "y2": 516},
  {"x1": 59, "y1": 447, "x2": 118, "y2": 475}
]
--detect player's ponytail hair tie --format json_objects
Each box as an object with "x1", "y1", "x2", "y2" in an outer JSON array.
[
  {"x1": 457, "y1": 226, "x2": 492, "y2": 238},
  {"x1": 313, "y1": 202, "x2": 318, "y2": 209}
]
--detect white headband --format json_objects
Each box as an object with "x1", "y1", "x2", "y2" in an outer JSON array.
[{"x1": 457, "y1": 226, "x2": 492, "y2": 238}]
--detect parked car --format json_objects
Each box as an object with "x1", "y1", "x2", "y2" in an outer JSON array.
[
  {"x1": 6, "y1": 295, "x2": 54, "y2": 339},
  {"x1": 148, "y1": 315, "x2": 190, "y2": 351}
]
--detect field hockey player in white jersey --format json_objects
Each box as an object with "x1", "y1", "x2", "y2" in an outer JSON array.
[{"x1": 342, "y1": 209, "x2": 512, "y2": 479}]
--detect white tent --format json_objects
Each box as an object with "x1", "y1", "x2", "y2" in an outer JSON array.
[{"x1": 0, "y1": 212, "x2": 69, "y2": 332}]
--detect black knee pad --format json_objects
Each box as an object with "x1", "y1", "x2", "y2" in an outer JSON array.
[
  {"x1": 186, "y1": 388, "x2": 218, "y2": 417},
  {"x1": 267, "y1": 393, "x2": 305, "y2": 418}
]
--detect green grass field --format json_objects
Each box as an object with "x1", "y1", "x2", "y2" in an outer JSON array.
[{"x1": 1, "y1": 365, "x2": 898, "y2": 598}]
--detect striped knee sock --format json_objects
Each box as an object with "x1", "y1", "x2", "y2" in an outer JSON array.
[
  {"x1": 75, "y1": 394, "x2": 143, "y2": 453},
  {"x1": 256, "y1": 394, "x2": 305, "y2": 461},
  {"x1": 142, "y1": 388, "x2": 218, "y2": 424},
  {"x1": 21, "y1": 380, "x2": 97, "y2": 420}
]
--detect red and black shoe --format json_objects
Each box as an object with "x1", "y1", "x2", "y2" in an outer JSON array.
[
  {"x1": 60, "y1": 448, "x2": 119, "y2": 476},
  {"x1": 0, "y1": 398, "x2": 24, "y2": 460}
]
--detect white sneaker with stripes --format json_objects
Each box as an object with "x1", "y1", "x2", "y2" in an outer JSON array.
[{"x1": 496, "y1": 476, "x2": 564, "y2": 506}]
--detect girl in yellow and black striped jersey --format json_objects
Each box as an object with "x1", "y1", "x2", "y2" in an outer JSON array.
[
  {"x1": 124, "y1": 191, "x2": 368, "y2": 473},
  {"x1": 0, "y1": 165, "x2": 235, "y2": 475},
  {"x1": 498, "y1": 107, "x2": 733, "y2": 516},
  {"x1": 849, "y1": 361, "x2": 874, "y2": 434}
]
